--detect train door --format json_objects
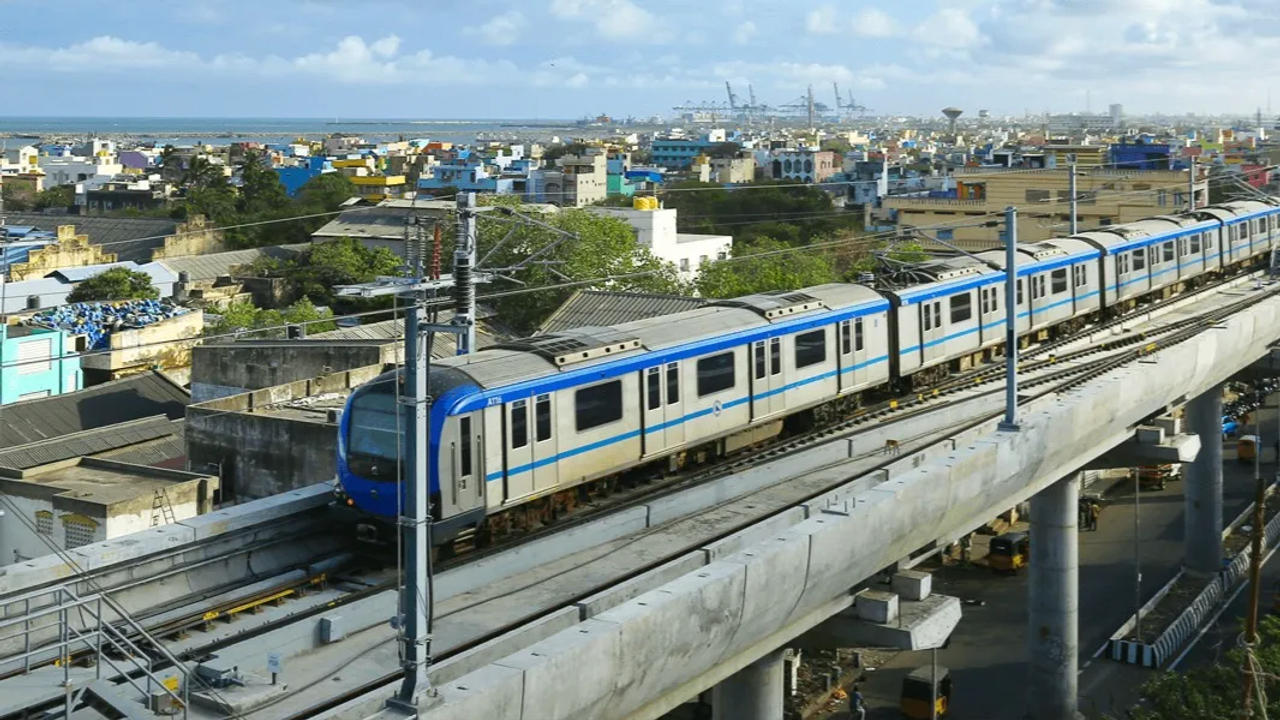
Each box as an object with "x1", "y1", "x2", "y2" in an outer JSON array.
[
  {"x1": 503, "y1": 399, "x2": 534, "y2": 501},
  {"x1": 642, "y1": 362, "x2": 685, "y2": 456},
  {"x1": 919, "y1": 299, "x2": 944, "y2": 359},
  {"x1": 837, "y1": 319, "x2": 861, "y2": 393},
  {"x1": 443, "y1": 411, "x2": 485, "y2": 517},
  {"x1": 530, "y1": 393, "x2": 559, "y2": 492},
  {"x1": 751, "y1": 338, "x2": 785, "y2": 420}
]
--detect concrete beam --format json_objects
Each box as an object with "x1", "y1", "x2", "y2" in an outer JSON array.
[
  {"x1": 793, "y1": 594, "x2": 961, "y2": 651},
  {"x1": 1083, "y1": 427, "x2": 1200, "y2": 469},
  {"x1": 1232, "y1": 345, "x2": 1280, "y2": 381},
  {"x1": 408, "y1": 289, "x2": 1280, "y2": 720}
]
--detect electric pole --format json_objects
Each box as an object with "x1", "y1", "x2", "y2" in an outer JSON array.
[
  {"x1": 453, "y1": 193, "x2": 478, "y2": 355},
  {"x1": 1189, "y1": 156, "x2": 1198, "y2": 211},
  {"x1": 1068, "y1": 154, "x2": 1079, "y2": 235}
]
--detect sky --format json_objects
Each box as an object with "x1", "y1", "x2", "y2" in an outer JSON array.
[{"x1": 2, "y1": 0, "x2": 1278, "y2": 120}]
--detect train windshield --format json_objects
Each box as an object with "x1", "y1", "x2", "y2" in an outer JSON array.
[{"x1": 346, "y1": 381, "x2": 403, "y2": 482}]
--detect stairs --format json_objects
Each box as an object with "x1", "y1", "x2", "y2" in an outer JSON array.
[{"x1": 150, "y1": 489, "x2": 177, "y2": 527}]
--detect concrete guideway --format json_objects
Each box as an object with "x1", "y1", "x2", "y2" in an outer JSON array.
[{"x1": 378, "y1": 285, "x2": 1280, "y2": 720}]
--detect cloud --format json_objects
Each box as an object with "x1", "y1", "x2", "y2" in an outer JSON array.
[
  {"x1": 914, "y1": 9, "x2": 982, "y2": 50},
  {"x1": 468, "y1": 11, "x2": 525, "y2": 46},
  {"x1": 548, "y1": 0, "x2": 655, "y2": 39},
  {"x1": 3, "y1": 36, "x2": 204, "y2": 72},
  {"x1": 732, "y1": 20, "x2": 757, "y2": 44},
  {"x1": 852, "y1": 8, "x2": 896, "y2": 37},
  {"x1": 804, "y1": 4, "x2": 840, "y2": 34}
]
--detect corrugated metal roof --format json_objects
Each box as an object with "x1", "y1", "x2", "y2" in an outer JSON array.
[
  {"x1": 537, "y1": 290, "x2": 707, "y2": 335},
  {"x1": 311, "y1": 207, "x2": 415, "y2": 240},
  {"x1": 95, "y1": 428, "x2": 186, "y2": 468},
  {"x1": 0, "y1": 415, "x2": 181, "y2": 469},
  {"x1": 158, "y1": 244, "x2": 309, "y2": 282},
  {"x1": 0, "y1": 371, "x2": 189, "y2": 448},
  {"x1": 3, "y1": 213, "x2": 177, "y2": 263},
  {"x1": 310, "y1": 313, "x2": 498, "y2": 359}
]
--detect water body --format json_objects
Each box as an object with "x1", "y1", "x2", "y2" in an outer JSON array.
[{"x1": 0, "y1": 116, "x2": 605, "y2": 147}]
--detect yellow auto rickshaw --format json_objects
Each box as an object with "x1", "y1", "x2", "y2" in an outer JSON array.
[
  {"x1": 988, "y1": 531, "x2": 1029, "y2": 573},
  {"x1": 900, "y1": 664, "x2": 951, "y2": 719},
  {"x1": 1239, "y1": 435, "x2": 1259, "y2": 464}
]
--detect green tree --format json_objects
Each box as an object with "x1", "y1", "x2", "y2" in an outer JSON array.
[
  {"x1": 476, "y1": 208, "x2": 683, "y2": 333},
  {"x1": 1, "y1": 181, "x2": 35, "y2": 211},
  {"x1": 181, "y1": 156, "x2": 227, "y2": 190},
  {"x1": 252, "y1": 237, "x2": 402, "y2": 309},
  {"x1": 209, "y1": 297, "x2": 336, "y2": 337},
  {"x1": 660, "y1": 180, "x2": 859, "y2": 248},
  {"x1": 295, "y1": 172, "x2": 355, "y2": 211},
  {"x1": 694, "y1": 237, "x2": 837, "y2": 298},
  {"x1": 820, "y1": 137, "x2": 854, "y2": 155},
  {"x1": 34, "y1": 185, "x2": 74, "y2": 210},
  {"x1": 66, "y1": 267, "x2": 160, "y2": 303},
  {"x1": 237, "y1": 150, "x2": 290, "y2": 216},
  {"x1": 542, "y1": 142, "x2": 591, "y2": 164}
]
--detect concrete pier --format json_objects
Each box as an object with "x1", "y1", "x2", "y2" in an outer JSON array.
[
  {"x1": 1185, "y1": 384, "x2": 1224, "y2": 575},
  {"x1": 1027, "y1": 474, "x2": 1082, "y2": 720},
  {"x1": 712, "y1": 649, "x2": 785, "y2": 720}
]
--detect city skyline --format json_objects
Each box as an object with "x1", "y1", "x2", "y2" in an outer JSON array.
[{"x1": 2, "y1": 0, "x2": 1279, "y2": 119}]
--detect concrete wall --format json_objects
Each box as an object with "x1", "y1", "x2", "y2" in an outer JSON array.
[
  {"x1": 80, "y1": 310, "x2": 204, "y2": 376},
  {"x1": 149, "y1": 215, "x2": 226, "y2": 259},
  {"x1": 186, "y1": 364, "x2": 383, "y2": 500},
  {"x1": 189, "y1": 341, "x2": 395, "y2": 402},
  {"x1": 101, "y1": 477, "x2": 213, "y2": 539},
  {"x1": 10, "y1": 226, "x2": 117, "y2": 281},
  {"x1": 0, "y1": 325, "x2": 81, "y2": 405}
]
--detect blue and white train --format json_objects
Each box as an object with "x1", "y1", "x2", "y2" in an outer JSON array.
[{"x1": 335, "y1": 199, "x2": 1280, "y2": 543}]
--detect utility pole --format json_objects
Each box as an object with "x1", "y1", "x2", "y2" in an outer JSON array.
[
  {"x1": 1068, "y1": 153, "x2": 1079, "y2": 235},
  {"x1": 999, "y1": 206, "x2": 1020, "y2": 431},
  {"x1": 1243, "y1": 407, "x2": 1265, "y2": 716},
  {"x1": 1188, "y1": 156, "x2": 1198, "y2": 211},
  {"x1": 387, "y1": 298, "x2": 440, "y2": 713},
  {"x1": 453, "y1": 192, "x2": 478, "y2": 355},
  {"x1": 807, "y1": 85, "x2": 815, "y2": 130},
  {"x1": 1133, "y1": 467, "x2": 1142, "y2": 641}
]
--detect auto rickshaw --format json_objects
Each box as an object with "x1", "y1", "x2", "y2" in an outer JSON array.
[
  {"x1": 1239, "y1": 434, "x2": 1259, "y2": 464},
  {"x1": 987, "y1": 531, "x2": 1029, "y2": 573},
  {"x1": 900, "y1": 664, "x2": 951, "y2": 719}
]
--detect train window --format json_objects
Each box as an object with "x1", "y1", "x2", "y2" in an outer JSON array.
[
  {"x1": 1132, "y1": 249, "x2": 1146, "y2": 271},
  {"x1": 949, "y1": 293, "x2": 972, "y2": 323},
  {"x1": 459, "y1": 417, "x2": 473, "y2": 477},
  {"x1": 1163, "y1": 242, "x2": 1174, "y2": 263},
  {"x1": 794, "y1": 330, "x2": 827, "y2": 369},
  {"x1": 1051, "y1": 269, "x2": 1067, "y2": 294},
  {"x1": 345, "y1": 381, "x2": 401, "y2": 481},
  {"x1": 510, "y1": 400, "x2": 528, "y2": 449},
  {"x1": 770, "y1": 338, "x2": 781, "y2": 375},
  {"x1": 980, "y1": 289, "x2": 988, "y2": 315},
  {"x1": 536, "y1": 395, "x2": 551, "y2": 441},
  {"x1": 1016, "y1": 279, "x2": 1024, "y2": 305},
  {"x1": 1190, "y1": 234, "x2": 1201, "y2": 253},
  {"x1": 934, "y1": 301, "x2": 942, "y2": 326},
  {"x1": 922, "y1": 303, "x2": 932, "y2": 331},
  {"x1": 754, "y1": 342, "x2": 767, "y2": 379},
  {"x1": 840, "y1": 321, "x2": 851, "y2": 355},
  {"x1": 576, "y1": 380, "x2": 623, "y2": 431},
  {"x1": 647, "y1": 367, "x2": 662, "y2": 410},
  {"x1": 855, "y1": 318, "x2": 864, "y2": 351},
  {"x1": 697, "y1": 352, "x2": 737, "y2": 396},
  {"x1": 666, "y1": 363, "x2": 679, "y2": 404}
]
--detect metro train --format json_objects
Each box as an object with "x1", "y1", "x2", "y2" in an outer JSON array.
[{"x1": 335, "y1": 198, "x2": 1280, "y2": 544}]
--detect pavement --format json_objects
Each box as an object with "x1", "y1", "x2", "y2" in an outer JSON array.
[{"x1": 817, "y1": 399, "x2": 1280, "y2": 720}]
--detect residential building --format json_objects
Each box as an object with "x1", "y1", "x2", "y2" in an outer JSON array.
[
  {"x1": 710, "y1": 155, "x2": 756, "y2": 184},
  {"x1": 0, "y1": 458, "x2": 216, "y2": 563},
  {"x1": 593, "y1": 199, "x2": 732, "y2": 282},
  {"x1": 349, "y1": 174, "x2": 407, "y2": 202},
  {"x1": 884, "y1": 166, "x2": 1209, "y2": 250},
  {"x1": 1, "y1": 145, "x2": 40, "y2": 175},
  {"x1": 0, "y1": 323, "x2": 81, "y2": 404},
  {"x1": 531, "y1": 150, "x2": 608, "y2": 207},
  {"x1": 78, "y1": 177, "x2": 168, "y2": 214},
  {"x1": 767, "y1": 149, "x2": 838, "y2": 183},
  {"x1": 39, "y1": 149, "x2": 123, "y2": 187},
  {"x1": 651, "y1": 133, "x2": 724, "y2": 169},
  {"x1": 275, "y1": 156, "x2": 334, "y2": 196}
]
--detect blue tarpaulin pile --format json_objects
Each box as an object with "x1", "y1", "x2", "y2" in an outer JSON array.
[{"x1": 27, "y1": 299, "x2": 188, "y2": 350}]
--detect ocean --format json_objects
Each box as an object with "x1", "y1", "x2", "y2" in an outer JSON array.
[{"x1": 0, "y1": 116, "x2": 602, "y2": 147}]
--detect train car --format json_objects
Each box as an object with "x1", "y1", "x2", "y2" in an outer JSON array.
[
  {"x1": 337, "y1": 284, "x2": 891, "y2": 540},
  {"x1": 1195, "y1": 200, "x2": 1280, "y2": 268}
]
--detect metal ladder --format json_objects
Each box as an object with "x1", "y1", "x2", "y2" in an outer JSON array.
[{"x1": 150, "y1": 488, "x2": 176, "y2": 527}]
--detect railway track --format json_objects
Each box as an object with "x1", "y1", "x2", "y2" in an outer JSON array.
[{"x1": 277, "y1": 275, "x2": 1280, "y2": 719}]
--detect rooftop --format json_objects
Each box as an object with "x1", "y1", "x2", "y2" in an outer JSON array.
[
  {"x1": 0, "y1": 371, "x2": 188, "y2": 449},
  {"x1": 0, "y1": 457, "x2": 212, "y2": 508},
  {"x1": 537, "y1": 289, "x2": 707, "y2": 335},
  {"x1": 3, "y1": 213, "x2": 177, "y2": 263},
  {"x1": 158, "y1": 244, "x2": 308, "y2": 283},
  {"x1": 0, "y1": 416, "x2": 184, "y2": 470}
]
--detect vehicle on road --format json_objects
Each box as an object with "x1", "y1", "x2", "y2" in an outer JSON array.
[
  {"x1": 900, "y1": 664, "x2": 951, "y2": 719},
  {"x1": 1239, "y1": 434, "x2": 1260, "y2": 463},
  {"x1": 1137, "y1": 464, "x2": 1180, "y2": 490},
  {"x1": 988, "y1": 531, "x2": 1029, "y2": 573}
]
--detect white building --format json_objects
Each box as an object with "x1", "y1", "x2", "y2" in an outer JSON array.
[
  {"x1": 594, "y1": 200, "x2": 732, "y2": 282},
  {"x1": 0, "y1": 458, "x2": 218, "y2": 565},
  {"x1": 40, "y1": 154, "x2": 123, "y2": 188}
]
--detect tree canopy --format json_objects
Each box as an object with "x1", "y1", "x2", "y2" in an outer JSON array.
[
  {"x1": 66, "y1": 267, "x2": 160, "y2": 303},
  {"x1": 659, "y1": 180, "x2": 861, "y2": 248},
  {"x1": 475, "y1": 207, "x2": 682, "y2": 333},
  {"x1": 247, "y1": 236, "x2": 402, "y2": 311},
  {"x1": 694, "y1": 237, "x2": 838, "y2": 298},
  {"x1": 208, "y1": 298, "x2": 336, "y2": 337}
]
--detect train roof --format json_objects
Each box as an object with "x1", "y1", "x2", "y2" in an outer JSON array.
[{"x1": 1196, "y1": 199, "x2": 1277, "y2": 223}]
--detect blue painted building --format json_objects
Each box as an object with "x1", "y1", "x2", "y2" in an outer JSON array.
[
  {"x1": 0, "y1": 324, "x2": 81, "y2": 404},
  {"x1": 1111, "y1": 140, "x2": 1173, "y2": 170},
  {"x1": 275, "y1": 157, "x2": 334, "y2": 196},
  {"x1": 651, "y1": 138, "x2": 717, "y2": 169}
]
